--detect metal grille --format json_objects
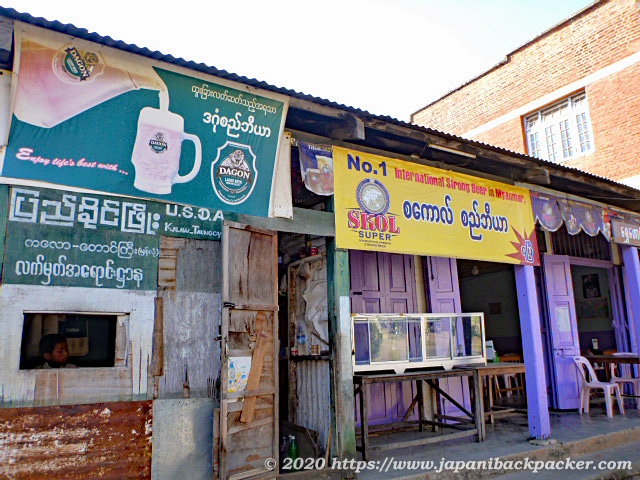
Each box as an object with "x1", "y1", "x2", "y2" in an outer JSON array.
[{"x1": 550, "y1": 225, "x2": 611, "y2": 261}]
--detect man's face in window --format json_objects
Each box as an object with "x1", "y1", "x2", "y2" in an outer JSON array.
[{"x1": 45, "y1": 341, "x2": 69, "y2": 365}]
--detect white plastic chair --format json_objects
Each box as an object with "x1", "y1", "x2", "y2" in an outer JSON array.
[
  {"x1": 609, "y1": 353, "x2": 640, "y2": 410},
  {"x1": 572, "y1": 356, "x2": 625, "y2": 418}
]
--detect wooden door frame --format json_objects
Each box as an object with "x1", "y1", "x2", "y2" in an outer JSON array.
[{"x1": 219, "y1": 221, "x2": 279, "y2": 480}]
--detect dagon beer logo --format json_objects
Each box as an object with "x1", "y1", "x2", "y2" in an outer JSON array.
[
  {"x1": 149, "y1": 132, "x2": 168, "y2": 153},
  {"x1": 211, "y1": 142, "x2": 257, "y2": 205},
  {"x1": 348, "y1": 179, "x2": 400, "y2": 242},
  {"x1": 54, "y1": 45, "x2": 103, "y2": 83}
]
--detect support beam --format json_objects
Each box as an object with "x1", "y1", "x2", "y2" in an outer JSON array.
[
  {"x1": 327, "y1": 241, "x2": 356, "y2": 458},
  {"x1": 621, "y1": 246, "x2": 640, "y2": 354},
  {"x1": 515, "y1": 265, "x2": 551, "y2": 440}
]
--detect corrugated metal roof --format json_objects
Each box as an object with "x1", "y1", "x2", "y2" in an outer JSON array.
[
  {"x1": 0, "y1": 6, "x2": 380, "y2": 120},
  {"x1": 0, "y1": 5, "x2": 638, "y2": 210}
]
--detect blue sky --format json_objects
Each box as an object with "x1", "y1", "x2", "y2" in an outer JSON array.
[{"x1": 2, "y1": 0, "x2": 594, "y2": 121}]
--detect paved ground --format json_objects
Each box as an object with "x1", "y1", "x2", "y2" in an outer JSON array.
[
  {"x1": 277, "y1": 400, "x2": 640, "y2": 479},
  {"x1": 352, "y1": 403, "x2": 640, "y2": 480}
]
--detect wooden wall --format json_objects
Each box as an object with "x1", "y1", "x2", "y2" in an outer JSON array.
[{"x1": 155, "y1": 237, "x2": 222, "y2": 398}]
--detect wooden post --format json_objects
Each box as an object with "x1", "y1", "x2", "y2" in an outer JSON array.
[
  {"x1": 515, "y1": 264, "x2": 551, "y2": 440},
  {"x1": 327, "y1": 240, "x2": 356, "y2": 459},
  {"x1": 622, "y1": 246, "x2": 640, "y2": 354},
  {"x1": 151, "y1": 297, "x2": 164, "y2": 377}
]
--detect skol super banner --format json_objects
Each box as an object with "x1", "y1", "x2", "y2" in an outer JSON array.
[
  {"x1": 333, "y1": 147, "x2": 540, "y2": 265},
  {"x1": 2, "y1": 24, "x2": 288, "y2": 217}
]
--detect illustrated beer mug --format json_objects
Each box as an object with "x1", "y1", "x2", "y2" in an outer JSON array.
[
  {"x1": 14, "y1": 39, "x2": 164, "y2": 128},
  {"x1": 131, "y1": 107, "x2": 202, "y2": 194}
]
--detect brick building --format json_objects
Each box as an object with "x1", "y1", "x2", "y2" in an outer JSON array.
[{"x1": 411, "y1": 0, "x2": 640, "y2": 187}]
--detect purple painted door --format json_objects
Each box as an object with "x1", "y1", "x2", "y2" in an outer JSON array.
[
  {"x1": 350, "y1": 251, "x2": 416, "y2": 314},
  {"x1": 610, "y1": 267, "x2": 632, "y2": 353},
  {"x1": 424, "y1": 256, "x2": 471, "y2": 417},
  {"x1": 621, "y1": 263, "x2": 639, "y2": 354},
  {"x1": 426, "y1": 256, "x2": 461, "y2": 313},
  {"x1": 350, "y1": 250, "x2": 417, "y2": 426},
  {"x1": 543, "y1": 255, "x2": 580, "y2": 409}
]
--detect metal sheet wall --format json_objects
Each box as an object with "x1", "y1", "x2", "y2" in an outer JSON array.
[
  {"x1": 294, "y1": 359, "x2": 331, "y2": 454},
  {"x1": 0, "y1": 401, "x2": 153, "y2": 479}
]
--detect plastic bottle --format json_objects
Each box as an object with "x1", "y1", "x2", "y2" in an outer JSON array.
[
  {"x1": 296, "y1": 326, "x2": 307, "y2": 356},
  {"x1": 287, "y1": 434, "x2": 299, "y2": 471}
]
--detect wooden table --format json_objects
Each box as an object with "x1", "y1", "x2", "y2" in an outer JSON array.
[
  {"x1": 456, "y1": 362, "x2": 526, "y2": 424},
  {"x1": 586, "y1": 354, "x2": 639, "y2": 381},
  {"x1": 353, "y1": 369, "x2": 484, "y2": 461},
  {"x1": 586, "y1": 354, "x2": 640, "y2": 366}
]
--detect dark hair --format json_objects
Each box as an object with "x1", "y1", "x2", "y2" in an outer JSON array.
[{"x1": 39, "y1": 333, "x2": 67, "y2": 355}]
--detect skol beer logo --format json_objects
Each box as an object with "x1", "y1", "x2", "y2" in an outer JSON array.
[
  {"x1": 347, "y1": 179, "x2": 400, "y2": 242},
  {"x1": 211, "y1": 141, "x2": 257, "y2": 205}
]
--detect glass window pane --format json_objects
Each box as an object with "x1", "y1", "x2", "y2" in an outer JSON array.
[
  {"x1": 560, "y1": 119, "x2": 573, "y2": 158},
  {"x1": 370, "y1": 317, "x2": 408, "y2": 363},
  {"x1": 576, "y1": 112, "x2": 592, "y2": 152},
  {"x1": 528, "y1": 132, "x2": 540, "y2": 158},
  {"x1": 407, "y1": 317, "x2": 423, "y2": 362},
  {"x1": 545, "y1": 125, "x2": 557, "y2": 161},
  {"x1": 424, "y1": 317, "x2": 451, "y2": 358},
  {"x1": 452, "y1": 315, "x2": 483, "y2": 358},
  {"x1": 353, "y1": 321, "x2": 370, "y2": 365}
]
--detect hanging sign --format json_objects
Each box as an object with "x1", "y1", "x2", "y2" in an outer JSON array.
[
  {"x1": 611, "y1": 218, "x2": 640, "y2": 247},
  {"x1": 298, "y1": 141, "x2": 334, "y2": 195},
  {"x1": 333, "y1": 147, "x2": 540, "y2": 265},
  {"x1": 3, "y1": 25, "x2": 288, "y2": 217}
]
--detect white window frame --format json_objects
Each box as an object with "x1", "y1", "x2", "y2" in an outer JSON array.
[{"x1": 524, "y1": 92, "x2": 594, "y2": 163}]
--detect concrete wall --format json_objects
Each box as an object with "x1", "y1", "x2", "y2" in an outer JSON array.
[{"x1": 151, "y1": 398, "x2": 214, "y2": 480}]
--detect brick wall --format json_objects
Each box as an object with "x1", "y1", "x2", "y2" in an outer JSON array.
[
  {"x1": 411, "y1": 0, "x2": 640, "y2": 160},
  {"x1": 587, "y1": 62, "x2": 640, "y2": 180},
  {"x1": 412, "y1": 0, "x2": 640, "y2": 180},
  {"x1": 473, "y1": 119, "x2": 525, "y2": 155}
]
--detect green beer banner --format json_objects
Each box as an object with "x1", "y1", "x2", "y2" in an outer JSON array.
[{"x1": 3, "y1": 25, "x2": 289, "y2": 217}]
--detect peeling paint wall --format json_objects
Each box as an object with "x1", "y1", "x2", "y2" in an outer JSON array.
[{"x1": 0, "y1": 401, "x2": 153, "y2": 479}]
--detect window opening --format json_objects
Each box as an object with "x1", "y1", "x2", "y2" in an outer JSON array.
[
  {"x1": 525, "y1": 92, "x2": 594, "y2": 163},
  {"x1": 550, "y1": 225, "x2": 611, "y2": 261},
  {"x1": 20, "y1": 313, "x2": 119, "y2": 369}
]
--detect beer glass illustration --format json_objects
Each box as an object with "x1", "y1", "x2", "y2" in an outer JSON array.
[
  {"x1": 14, "y1": 39, "x2": 167, "y2": 128},
  {"x1": 131, "y1": 107, "x2": 202, "y2": 194}
]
